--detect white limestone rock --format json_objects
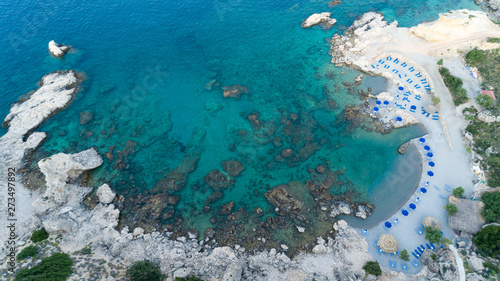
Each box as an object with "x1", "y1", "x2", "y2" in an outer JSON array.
[
  {"x1": 467, "y1": 255, "x2": 485, "y2": 272},
  {"x1": 133, "y1": 227, "x2": 145, "y2": 237},
  {"x1": 222, "y1": 262, "x2": 243, "y2": 281},
  {"x1": 302, "y1": 12, "x2": 337, "y2": 28},
  {"x1": 96, "y1": 184, "x2": 116, "y2": 204},
  {"x1": 48, "y1": 40, "x2": 70, "y2": 57},
  {"x1": 295, "y1": 225, "x2": 305, "y2": 233}
]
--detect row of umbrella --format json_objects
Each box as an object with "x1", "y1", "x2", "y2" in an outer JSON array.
[{"x1": 420, "y1": 138, "x2": 435, "y2": 177}]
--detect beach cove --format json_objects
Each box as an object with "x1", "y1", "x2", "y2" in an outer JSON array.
[{"x1": 0, "y1": 0, "x2": 498, "y2": 280}]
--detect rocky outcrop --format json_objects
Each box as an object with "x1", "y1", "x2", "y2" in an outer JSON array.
[
  {"x1": 79, "y1": 111, "x2": 94, "y2": 125},
  {"x1": 477, "y1": 110, "x2": 500, "y2": 123},
  {"x1": 96, "y1": 183, "x2": 116, "y2": 204},
  {"x1": 204, "y1": 169, "x2": 233, "y2": 191},
  {"x1": 301, "y1": 12, "x2": 337, "y2": 28},
  {"x1": 48, "y1": 40, "x2": 70, "y2": 57},
  {"x1": 33, "y1": 148, "x2": 103, "y2": 215},
  {"x1": 265, "y1": 184, "x2": 304, "y2": 216},
  {"x1": 419, "y1": 247, "x2": 460, "y2": 280}
]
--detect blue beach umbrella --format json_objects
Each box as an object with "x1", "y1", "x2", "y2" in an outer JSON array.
[
  {"x1": 401, "y1": 209, "x2": 409, "y2": 216},
  {"x1": 374, "y1": 107, "x2": 379, "y2": 112},
  {"x1": 429, "y1": 161, "x2": 435, "y2": 167},
  {"x1": 398, "y1": 86, "x2": 404, "y2": 91},
  {"x1": 424, "y1": 145, "x2": 431, "y2": 151},
  {"x1": 409, "y1": 203, "x2": 416, "y2": 210},
  {"x1": 420, "y1": 187, "x2": 428, "y2": 193},
  {"x1": 396, "y1": 116, "x2": 402, "y2": 122},
  {"x1": 376, "y1": 100, "x2": 382, "y2": 105},
  {"x1": 384, "y1": 101, "x2": 390, "y2": 106},
  {"x1": 419, "y1": 138, "x2": 426, "y2": 143},
  {"x1": 427, "y1": 152, "x2": 433, "y2": 158},
  {"x1": 385, "y1": 221, "x2": 392, "y2": 228},
  {"x1": 411, "y1": 105, "x2": 417, "y2": 110},
  {"x1": 427, "y1": 171, "x2": 434, "y2": 177}
]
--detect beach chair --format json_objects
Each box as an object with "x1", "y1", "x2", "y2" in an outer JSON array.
[
  {"x1": 387, "y1": 56, "x2": 392, "y2": 61},
  {"x1": 433, "y1": 185, "x2": 440, "y2": 190},
  {"x1": 439, "y1": 195, "x2": 447, "y2": 199},
  {"x1": 401, "y1": 62, "x2": 407, "y2": 67},
  {"x1": 393, "y1": 261, "x2": 397, "y2": 268},
  {"x1": 389, "y1": 260, "x2": 393, "y2": 267},
  {"x1": 412, "y1": 252, "x2": 419, "y2": 259},
  {"x1": 416, "y1": 72, "x2": 422, "y2": 78},
  {"x1": 415, "y1": 95, "x2": 421, "y2": 100},
  {"x1": 444, "y1": 186, "x2": 452, "y2": 192},
  {"x1": 378, "y1": 248, "x2": 381, "y2": 255},
  {"x1": 420, "y1": 244, "x2": 425, "y2": 251},
  {"x1": 421, "y1": 225, "x2": 425, "y2": 231},
  {"x1": 374, "y1": 240, "x2": 378, "y2": 247},
  {"x1": 415, "y1": 85, "x2": 421, "y2": 89},
  {"x1": 424, "y1": 85, "x2": 431, "y2": 90},
  {"x1": 384, "y1": 65, "x2": 390, "y2": 69},
  {"x1": 426, "y1": 244, "x2": 431, "y2": 249},
  {"x1": 426, "y1": 113, "x2": 430, "y2": 117},
  {"x1": 378, "y1": 59, "x2": 383, "y2": 63},
  {"x1": 414, "y1": 228, "x2": 421, "y2": 235},
  {"x1": 430, "y1": 243, "x2": 435, "y2": 249},
  {"x1": 445, "y1": 184, "x2": 453, "y2": 189},
  {"x1": 371, "y1": 64, "x2": 375, "y2": 69},
  {"x1": 366, "y1": 229, "x2": 369, "y2": 235},
  {"x1": 412, "y1": 260, "x2": 418, "y2": 268},
  {"x1": 394, "y1": 58, "x2": 399, "y2": 63},
  {"x1": 401, "y1": 263, "x2": 405, "y2": 270},
  {"x1": 420, "y1": 78, "x2": 427, "y2": 82},
  {"x1": 409, "y1": 66, "x2": 414, "y2": 71}
]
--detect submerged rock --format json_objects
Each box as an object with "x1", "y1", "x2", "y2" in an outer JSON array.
[
  {"x1": 222, "y1": 85, "x2": 249, "y2": 98},
  {"x1": 265, "y1": 184, "x2": 304, "y2": 215},
  {"x1": 222, "y1": 159, "x2": 246, "y2": 177},
  {"x1": 79, "y1": 111, "x2": 94, "y2": 125},
  {"x1": 204, "y1": 169, "x2": 233, "y2": 191},
  {"x1": 48, "y1": 40, "x2": 70, "y2": 57}
]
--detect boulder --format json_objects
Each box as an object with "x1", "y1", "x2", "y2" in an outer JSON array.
[
  {"x1": 204, "y1": 169, "x2": 233, "y2": 191},
  {"x1": 467, "y1": 255, "x2": 485, "y2": 272},
  {"x1": 96, "y1": 184, "x2": 116, "y2": 204},
  {"x1": 302, "y1": 12, "x2": 337, "y2": 28},
  {"x1": 222, "y1": 85, "x2": 248, "y2": 98},
  {"x1": 48, "y1": 40, "x2": 70, "y2": 57},
  {"x1": 222, "y1": 262, "x2": 243, "y2": 281},
  {"x1": 79, "y1": 111, "x2": 94, "y2": 125}
]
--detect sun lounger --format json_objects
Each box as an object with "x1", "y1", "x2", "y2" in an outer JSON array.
[
  {"x1": 426, "y1": 244, "x2": 431, "y2": 249},
  {"x1": 412, "y1": 252, "x2": 419, "y2": 259},
  {"x1": 409, "y1": 67, "x2": 414, "y2": 71},
  {"x1": 389, "y1": 260, "x2": 393, "y2": 267},
  {"x1": 420, "y1": 244, "x2": 425, "y2": 251},
  {"x1": 406, "y1": 263, "x2": 410, "y2": 270},
  {"x1": 439, "y1": 195, "x2": 447, "y2": 199},
  {"x1": 384, "y1": 65, "x2": 390, "y2": 69},
  {"x1": 374, "y1": 240, "x2": 378, "y2": 247},
  {"x1": 444, "y1": 186, "x2": 452, "y2": 192},
  {"x1": 466, "y1": 66, "x2": 470, "y2": 70},
  {"x1": 430, "y1": 243, "x2": 435, "y2": 249},
  {"x1": 426, "y1": 113, "x2": 430, "y2": 117},
  {"x1": 421, "y1": 225, "x2": 425, "y2": 230},
  {"x1": 371, "y1": 64, "x2": 376, "y2": 68},
  {"x1": 412, "y1": 260, "x2": 418, "y2": 267},
  {"x1": 433, "y1": 185, "x2": 440, "y2": 190},
  {"x1": 415, "y1": 260, "x2": 420, "y2": 266},
  {"x1": 387, "y1": 56, "x2": 392, "y2": 61},
  {"x1": 393, "y1": 261, "x2": 397, "y2": 268},
  {"x1": 445, "y1": 184, "x2": 452, "y2": 189},
  {"x1": 415, "y1": 85, "x2": 421, "y2": 89},
  {"x1": 432, "y1": 118, "x2": 439, "y2": 120},
  {"x1": 378, "y1": 59, "x2": 383, "y2": 63},
  {"x1": 401, "y1": 263, "x2": 405, "y2": 270},
  {"x1": 378, "y1": 248, "x2": 381, "y2": 255},
  {"x1": 415, "y1": 72, "x2": 422, "y2": 78},
  {"x1": 401, "y1": 62, "x2": 407, "y2": 67},
  {"x1": 424, "y1": 85, "x2": 431, "y2": 90},
  {"x1": 394, "y1": 58, "x2": 399, "y2": 63},
  {"x1": 414, "y1": 228, "x2": 421, "y2": 234}
]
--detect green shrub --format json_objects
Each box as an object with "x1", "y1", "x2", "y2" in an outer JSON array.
[
  {"x1": 17, "y1": 246, "x2": 38, "y2": 260},
  {"x1": 481, "y1": 191, "x2": 500, "y2": 223},
  {"x1": 441, "y1": 238, "x2": 452, "y2": 246},
  {"x1": 438, "y1": 67, "x2": 470, "y2": 106},
  {"x1": 487, "y1": 38, "x2": 500, "y2": 43},
  {"x1": 452, "y1": 187, "x2": 465, "y2": 198},
  {"x1": 127, "y1": 260, "x2": 164, "y2": 281},
  {"x1": 30, "y1": 228, "x2": 49, "y2": 243},
  {"x1": 15, "y1": 253, "x2": 72, "y2": 281},
  {"x1": 432, "y1": 97, "x2": 441, "y2": 105},
  {"x1": 444, "y1": 204, "x2": 458, "y2": 215},
  {"x1": 466, "y1": 49, "x2": 485, "y2": 63},
  {"x1": 363, "y1": 261, "x2": 382, "y2": 276},
  {"x1": 437, "y1": 59, "x2": 443, "y2": 65},
  {"x1": 425, "y1": 226, "x2": 443, "y2": 243},
  {"x1": 476, "y1": 94, "x2": 495, "y2": 110},
  {"x1": 473, "y1": 225, "x2": 500, "y2": 258},
  {"x1": 400, "y1": 249, "x2": 410, "y2": 261},
  {"x1": 431, "y1": 253, "x2": 437, "y2": 261}
]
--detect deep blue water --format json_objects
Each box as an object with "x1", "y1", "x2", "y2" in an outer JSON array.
[{"x1": 0, "y1": 0, "x2": 480, "y2": 238}]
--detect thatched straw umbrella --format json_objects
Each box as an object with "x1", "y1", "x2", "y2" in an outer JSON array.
[
  {"x1": 378, "y1": 234, "x2": 398, "y2": 253},
  {"x1": 423, "y1": 216, "x2": 441, "y2": 230}
]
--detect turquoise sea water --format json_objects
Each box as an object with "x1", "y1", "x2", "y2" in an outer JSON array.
[{"x1": 0, "y1": 0, "x2": 480, "y2": 249}]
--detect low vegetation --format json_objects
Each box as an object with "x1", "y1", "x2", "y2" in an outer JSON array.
[
  {"x1": 363, "y1": 261, "x2": 382, "y2": 276},
  {"x1": 473, "y1": 225, "x2": 500, "y2": 258},
  {"x1": 438, "y1": 67, "x2": 469, "y2": 106},
  {"x1": 425, "y1": 226, "x2": 442, "y2": 243},
  {"x1": 127, "y1": 260, "x2": 164, "y2": 281},
  {"x1": 452, "y1": 187, "x2": 465, "y2": 198},
  {"x1": 444, "y1": 204, "x2": 458, "y2": 216},
  {"x1": 174, "y1": 277, "x2": 205, "y2": 281},
  {"x1": 487, "y1": 38, "x2": 500, "y2": 43},
  {"x1": 400, "y1": 249, "x2": 410, "y2": 261},
  {"x1": 30, "y1": 228, "x2": 49, "y2": 243},
  {"x1": 17, "y1": 246, "x2": 38, "y2": 260},
  {"x1": 481, "y1": 191, "x2": 500, "y2": 223},
  {"x1": 465, "y1": 48, "x2": 485, "y2": 64},
  {"x1": 437, "y1": 58, "x2": 443, "y2": 65},
  {"x1": 476, "y1": 94, "x2": 495, "y2": 110},
  {"x1": 432, "y1": 96, "x2": 440, "y2": 105},
  {"x1": 15, "y1": 253, "x2": 73, "y2": 281}
]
